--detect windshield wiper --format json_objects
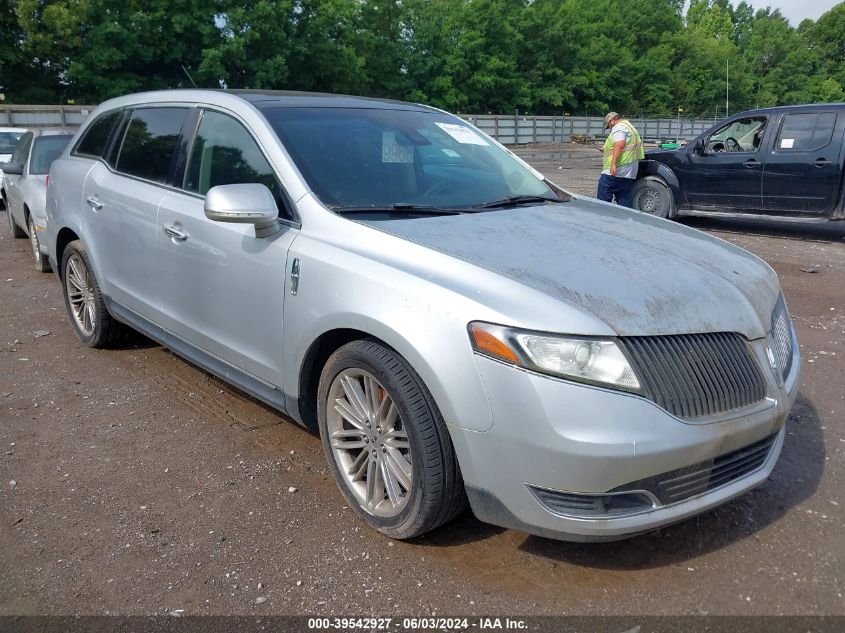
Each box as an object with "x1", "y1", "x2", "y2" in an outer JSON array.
[
  {"x1": 473, "y1": 195, "x2": 568, "y2": 209},
  {"x1": 334, "y1": 203, "x2": 465, "y2": 216}
]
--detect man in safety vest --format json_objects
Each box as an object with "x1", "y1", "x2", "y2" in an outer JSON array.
[{"x1": 597, "y1": 111, "x2": 644, "y2": 208}]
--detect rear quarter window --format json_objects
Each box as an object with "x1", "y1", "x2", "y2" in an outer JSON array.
[{"x1": 74, "y1": 111, "x2": 121, "y2": 158}]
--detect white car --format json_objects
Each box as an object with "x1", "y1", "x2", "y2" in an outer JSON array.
[
  {"x1": 4, "y1": 131, "x2": 73, "y2": 271},
  {"x1": 0, "y1": 127, "x2": 28, "y2": 209}
]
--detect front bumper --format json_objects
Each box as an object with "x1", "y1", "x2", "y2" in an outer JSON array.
[{"x1": 450, "y1": 335, "x2": 799, "y2": 542}]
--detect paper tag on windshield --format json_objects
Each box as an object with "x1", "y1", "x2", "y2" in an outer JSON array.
[
  {"x1": 780, "y1": 138, "x2": 794, "y2": 149},
  {"x1": 435, "y1": 122, "x2": 489, "y2": 146},
  {"x1": 382, "y1": 132, "x2": 414, "y2": 163}
]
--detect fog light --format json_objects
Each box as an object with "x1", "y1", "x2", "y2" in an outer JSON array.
[{"x1": 528, "y1": 485, "x2": 655, "y2": 519}]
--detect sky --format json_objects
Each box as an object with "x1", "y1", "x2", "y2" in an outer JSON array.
[{"x1": 737, "y1": 0, "x2": 841, "y2": 24}]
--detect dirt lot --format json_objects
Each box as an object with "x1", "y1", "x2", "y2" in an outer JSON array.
[{"x1": 1, "y1": 147, "x2": 844, "y2": 617}]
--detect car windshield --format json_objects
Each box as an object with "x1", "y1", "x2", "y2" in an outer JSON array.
[
  {"x1": 30, "y1": 135, "x2": 72, "y2": 174},
  {"x1": 262, "y1": 107, "x2": 554, "y2": 211},
  {"x1": 0, "y1": 131, "x2": 24, "y2": 155}
]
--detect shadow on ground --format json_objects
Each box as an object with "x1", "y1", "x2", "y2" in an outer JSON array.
[{"x1": 680, "y1": 216, "x2": 845, "y2": 242}]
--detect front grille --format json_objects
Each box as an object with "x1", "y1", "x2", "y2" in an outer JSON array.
[
  {"x1": 771, "y1": 296, "x2": 794, "y2": 382},
  {"x1": 612, "y1": 433, "x2": 777, "y2": 505},
  {"x1": 619, "y1": 332, "x2": 766, "y2": 419}
]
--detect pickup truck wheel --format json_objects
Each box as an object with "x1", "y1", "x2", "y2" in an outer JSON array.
[
  {"x1": 318, "y1": 339, "x2": 467, "y2": 539},
  {"x1": 28, "y1": 216, "x2": 50, "y2": 272},
  {"x1": 7, "y1": 206, "x2": 25, "y2": 238},
  {"x1": 61, "y1": 240, "x2": 128, "y2": 348},
  {"x1": 632, "y1": 176, "x2": 675, "y2": 219}
]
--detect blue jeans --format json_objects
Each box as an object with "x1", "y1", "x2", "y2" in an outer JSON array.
[{"x1": 597, "y1": 174, "x2": 634, "y2": 208}]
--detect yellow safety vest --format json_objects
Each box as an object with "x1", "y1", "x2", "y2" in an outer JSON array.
[{"x1": 603, "y1": 119, "x2": 644, "y2": 171}]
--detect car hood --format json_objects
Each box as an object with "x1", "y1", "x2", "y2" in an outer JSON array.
[{"x1": 361, "y1": 199, "x2": 780, "y2": 338}]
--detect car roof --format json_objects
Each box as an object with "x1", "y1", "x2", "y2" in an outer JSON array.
[{"x1": 93, "y1": 89, "x2": 437, "y2": 114}]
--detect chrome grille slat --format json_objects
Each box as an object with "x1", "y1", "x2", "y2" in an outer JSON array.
[
  {"x1": 619, "y1": 332, "x2": 766, "y2": 419},
  {"x1": 707, "y1": 455, "x2": 768, "y2": 488},
  {"x1": 662, "y1": 451, "x2": 768, "y2": 499}
]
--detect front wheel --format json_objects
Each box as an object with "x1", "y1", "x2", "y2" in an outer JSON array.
[
  {"x1": 318, "y1": 339, "x2": 466, "y2": 539},
  {"x1": 632, "y1": 176, "x2": 675, "y2": 219}
]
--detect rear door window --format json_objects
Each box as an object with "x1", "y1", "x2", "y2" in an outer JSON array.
[
  {"x1": 75, "y1": 111, "x2": 120, "y2": 158},
  {"x1": 776, "y1": 112, "x2": 837, "y2": 152},
  {"x1": 115, "y1": 107, "x2": 190, "y2": 184},
  {"x1": 184, "y1": 109, "x2": 290, "y2": 218}
]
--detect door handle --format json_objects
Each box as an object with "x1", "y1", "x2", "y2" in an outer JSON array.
[
  {"x1": 289, "y1": 258, "x2": 301, "y2": 295},
  {"x1": 162, "y1": 224, "x2": 189, "y2": 241},
  {"x1": 814, "y1": 158, "x2": 830, "y2": 168},
  {"x1": 85, "y1": 196, "x2": 103, "y2": 211},
  {"x1": 743, "y1": 159, "x2": 760, "y2": 168}
]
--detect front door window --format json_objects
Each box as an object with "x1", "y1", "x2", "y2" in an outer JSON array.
[{"x1": 707, "y1": 117, "x2": 767, "y2": 153}]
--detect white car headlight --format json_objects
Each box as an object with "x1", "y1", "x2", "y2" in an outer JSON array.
[{"x1": 468, "y1": 322, "x2": 641, "y2": 392}]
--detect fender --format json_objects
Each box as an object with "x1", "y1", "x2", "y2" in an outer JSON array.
[{"x1": 637, "y1": 160, "x2": 683, "y2": 207}]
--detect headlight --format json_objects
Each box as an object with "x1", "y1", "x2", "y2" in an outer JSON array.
[{"x1": 468, "y1": 322, "x2": 641, "y2": 392}]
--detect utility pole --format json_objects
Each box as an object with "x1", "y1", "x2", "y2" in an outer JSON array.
[{"x1": 726, "y1": 59, "x2": 730, "y2": 116}]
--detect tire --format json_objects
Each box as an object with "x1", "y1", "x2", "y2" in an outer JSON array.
[
  {"x1": 8, "y1": 205, "x2": 25, "y2": 238},
  {"x1": 60, "y1": 240, "x2": 128, "y2": 348},
  {"x1": 632, "y1": 176, "x2": 675, "y2": 219},
  {"x1": 318, "y1": 339, "x2": 467, "y2": 539},
  {"x1": 28, "y1": 215, "x2": 51, "y2": 273}
]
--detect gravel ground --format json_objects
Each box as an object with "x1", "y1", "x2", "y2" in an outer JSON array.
[{"x1": 1, "y1": 146, "x2": 843, "y2": 617}]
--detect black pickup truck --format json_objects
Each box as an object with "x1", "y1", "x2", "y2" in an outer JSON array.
[{"x1": 632, "y1": 103, "x2": 845, "y2": 222}]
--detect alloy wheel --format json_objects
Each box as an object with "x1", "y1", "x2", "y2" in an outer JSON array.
[
  {"x1": 65, "y1": 253, "x2": 97, "y2": 337},
  {"x1": 326, "y1": 368, "x2": 412, "y2": 518}
]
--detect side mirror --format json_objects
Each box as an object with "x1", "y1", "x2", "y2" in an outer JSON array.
[
  {"x1": 204, "y1": 183, "x2": 280, "y2": 237},
  {"x1": 1, "y1": 161, "x2": 23, "y2": 175},
  {"x1": 692, "y1": 139, "x2": 705, "y2": 156}
]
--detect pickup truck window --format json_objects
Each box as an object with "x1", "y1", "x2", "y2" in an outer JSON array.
[
  {"x1": 776, "y1": 112, "x2": 837, "y2": 152},
  {"x1": 708, "y1": 117, "x2": 767, "y2": 153}
]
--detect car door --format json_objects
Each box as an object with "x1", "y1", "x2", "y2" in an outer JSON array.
[
  {"x1": 762, "y1": 110, "x2": 843, "y2": 215},
  {"x1": 683, "y1": 115, "x2": 768, "y2": 211},
  {"x1": 157, "y1": 108, "x2": 299, "y2": 387},
  {"x1": 81, "y1": 106, "x2": 192, "y2": 321}
]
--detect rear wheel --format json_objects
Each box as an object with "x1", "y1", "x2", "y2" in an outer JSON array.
[
  {"x1": 318, "y1": 339, "x2": 466, "y2": 539},
  {"x1": 632, "y1": 176, "x2": 675, "y2": 219},
  {"x1": 28, "y1": 215, "x2": 50, "y2": 272},
  {"x1": 60, "y1": 240, "x2": 128, "y2": 348},
  {"x1": 7, "y1": 205, "x2": 25, "y2": 238}
]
